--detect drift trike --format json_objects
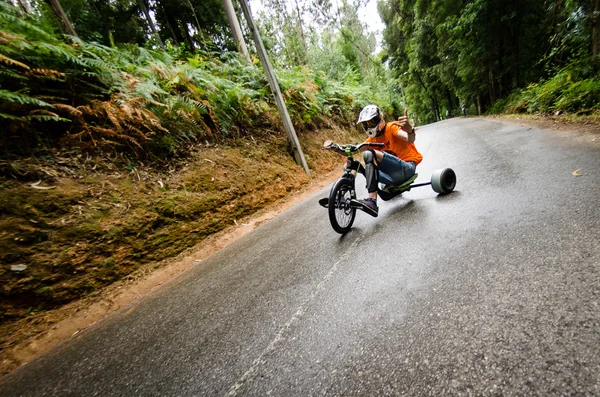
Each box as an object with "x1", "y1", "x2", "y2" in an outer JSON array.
[{"x1": 318, "y1": 141, "x2": 456, "y2": 234}]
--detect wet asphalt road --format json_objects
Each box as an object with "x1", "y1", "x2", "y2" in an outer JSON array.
[{"x1": 1, "y1": 118, "x2": 599, "y2": 396}]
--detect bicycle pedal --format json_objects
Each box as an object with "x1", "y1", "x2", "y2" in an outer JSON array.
[
  {"x1": 318, "y1": 197, "x2": 329, "y2": 208},
  {"x1": 349, "y1": 199, "x2": 363, "y2": 209}
]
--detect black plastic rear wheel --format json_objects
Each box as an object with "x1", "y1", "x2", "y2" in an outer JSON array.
[{"x1": 328, "y1": 178, "x2": 356, "y2": 234}]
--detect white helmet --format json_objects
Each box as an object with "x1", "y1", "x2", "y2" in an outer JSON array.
[{"x1": 357, "y1": 104, "x2": 382, "y2": 138}]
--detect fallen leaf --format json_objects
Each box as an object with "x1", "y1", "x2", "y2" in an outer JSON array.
[
  {"x1": 30, "y1": 180, "x2": 56, "y2": 189},
  {"x1": 572, "y1": 169, "x2": 582, "y2": 176}
]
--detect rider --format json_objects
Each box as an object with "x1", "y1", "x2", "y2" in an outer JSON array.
[{"x1": 352, "y1": 104, "x2": 423, "y2": 217}]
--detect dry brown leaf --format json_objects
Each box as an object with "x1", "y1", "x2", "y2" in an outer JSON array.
[
  {"x1": 572, "y1": 169, "x2": 582, "y2": 177},
  {"x1": 30, "y1": 180, "x2": 56, "y2": 189}
]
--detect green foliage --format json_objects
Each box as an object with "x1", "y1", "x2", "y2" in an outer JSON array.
[
  {"x1": 380, "y1": 0, "x2": 600, "y2": 122},
  {"x1": 0, "y1": 2, "x2": 384, "y2": 161},
  {"x1": 556, "y1": 79, "x2": 600, "y2": 111},
  {"x1": 490, "y1": 57, "x2": 600, "y2": 114},
  {"x1": 33, "y1": 0, "x2": 233, "y2": 52},
  {"x1": 0, "y1": 90, "x2": 52, "y2": 108}
]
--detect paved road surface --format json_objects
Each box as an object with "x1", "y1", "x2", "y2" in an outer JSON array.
[{"x1": 1, "y1": 118, "x2": 599, "y2": 396}]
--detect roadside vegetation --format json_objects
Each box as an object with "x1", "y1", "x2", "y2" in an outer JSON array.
[
  {"x1": 1, "y1": 0, "x2": 599, "y2": 375},
  {"x1": 0, "y1": 1, "x2": 372, "y2": 355},
  {"x1": 488, "y1": 59, "x2": 600, "y2": 117}
]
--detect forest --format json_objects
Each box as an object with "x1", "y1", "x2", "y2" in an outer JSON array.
[
  {"x1": 0, "y1": 0, "x2": 599, "y2": 372},
  {"x1": 1, "y1": 0, "x2": 599, "y2": 155}
]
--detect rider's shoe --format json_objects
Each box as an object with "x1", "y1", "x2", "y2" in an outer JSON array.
[{"x1": 356, "y1": 198, "x2": 378, "y2": 217}]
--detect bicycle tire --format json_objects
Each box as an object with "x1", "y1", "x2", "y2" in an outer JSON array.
[{"x1": 328, "y1": 177, "x2": 356, "y2": 234}]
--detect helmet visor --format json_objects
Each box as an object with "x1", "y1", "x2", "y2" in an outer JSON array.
[{"x1": 361, "y1": 117, "x2": 380, "y2": 130}]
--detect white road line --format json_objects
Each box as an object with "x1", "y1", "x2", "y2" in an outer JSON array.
[{"x1": 225, "y1": 234, "x2": 362, "y2": 396}]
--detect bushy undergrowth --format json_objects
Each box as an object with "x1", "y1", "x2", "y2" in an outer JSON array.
[
  {"x1": 0, "y1": 3, "x2": 379, "y2": 162},
  {"x1": 488, "y1": 58, "x2": 600, "y2": 115}
]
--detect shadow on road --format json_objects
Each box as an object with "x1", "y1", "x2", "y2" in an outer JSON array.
[
  {"x1": 434, "y1": 190, "x2": 462, "y2": 202},
  {"x1": 384, "y1": 199, "x2": 420, "y2": 218}
]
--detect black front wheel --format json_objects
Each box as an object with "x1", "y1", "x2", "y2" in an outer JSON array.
[{"x1": 328, "y1": 177, "x2": 356, "y2": 234}]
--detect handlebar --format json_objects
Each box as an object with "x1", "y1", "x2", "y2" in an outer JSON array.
[{"x1": 322, "y1": 141, "x2": 384, "y2": 154}]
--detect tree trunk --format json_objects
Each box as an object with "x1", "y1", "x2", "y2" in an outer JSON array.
[
  {"x1": 593, "y1": 0, "x2": 600, "y2": 57},
  {"x1": 445, "y1": 88, "x2": 454, "y2": 117},
  {"x1": 294, "y1": 0, "x2": 310, "y2": 65},
  {"x1": 15, "y1": 0, "x2": 30, "y2": 13},
  {"x1": 221, "y1": 0, "x2": 250, "y2": 60},
  {"x1": 433, "y1": 95, "x2": 441, "y2": 121},
  {"x1": 488, "y1": 63, "x2": 495, "y2": 105},
  {"x1": 160, "y1": 3, "x2": 184, "y2": 44},
  {"x1": 514, "y1": 13, "x2": 521, "y2": 87},
  {"x1": 45, "y1": 0, "x2": 78, "y2": 37},
  {"x1": 185, "y1": 0, "x2": 202, "y2": 34},
  {"x1": 182, "y1": 22, "x2": 196, "y2": 50},
  {"x1": 414, "y1": 71, "x2": 438, "y2": 122},
  {"x1": 498, "y1": 30, "x2": 505, "y2": 98},
  {"x1": 136, "y1": 0, "x2": 165, "y2": 48}
]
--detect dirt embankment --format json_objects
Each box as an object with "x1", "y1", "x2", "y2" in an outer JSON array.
[{"x1": 0, "y1": 125, "x2": 363, "y2": 376}]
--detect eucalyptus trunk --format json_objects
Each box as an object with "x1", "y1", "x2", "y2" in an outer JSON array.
[
  {"x1": 488, "y1": 63, "x2": 495, "y2": 105},
  {"x1": 136, "y1": 0, "x2": 165, "y2": 48},
  {"x1": 294, "y1": 0, "x2": 310, "y2": 65},
  {"x1": 185, "y1": 0, "x2": 202, "y2": 36},
  {"x1": 221, "y1": 0, "x2": 250, "y2": 59},
  {"x1": 45, "y1": 0, "x2": 78, "y2": 37},
  {"x1": 593, "y1": 0, "x2": 599, "y2": 57},
  {"x1": 15, "y1": 0, "x2": 30, "y2": 13}
]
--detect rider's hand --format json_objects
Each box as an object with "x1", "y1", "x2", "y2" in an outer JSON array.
[
  {"x1": 323, "y1": 140, "x2": 333, "y2": 148},
  {"x1": 392, "y1": 109, "x2": 413, "y2": 134}
]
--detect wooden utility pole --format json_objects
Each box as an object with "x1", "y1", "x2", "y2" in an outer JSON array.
[
  {"x1": 237, "y1": 0, "x2": 310, "y2": 174},
  {"x1": 222, "y1": 0, "x2": 251, "y2": 62}
]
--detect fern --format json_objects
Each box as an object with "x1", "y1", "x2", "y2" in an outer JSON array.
[
  {"x1": 26, "y1": 114, "x2": 71, "y2": 122},
  {"x1": 0, "y1": 90, "x2": 51, "y2": 107},
  {"x1": 0, "y1": 67, "x2": 27, "y2": 80},
  {"x1": 0, "y1": 53, "x2": 29, "y2": 70},
  {"x1": 0, "y1": 112, "x2": 23, "y2": 120},
  {"x1": 0, "y1": 4, "x2": 55, "y2": 42},
  {"x1": 35, "y1": 42, "x2": 83, "y2": 67},
  {"x1": 0, "y1": 1, "x2": 379, "y2": 159}
]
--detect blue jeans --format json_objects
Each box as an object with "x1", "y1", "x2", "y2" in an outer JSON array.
[{"x1": 377, "y1": 152, "x2": 417, "y2": 186}]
